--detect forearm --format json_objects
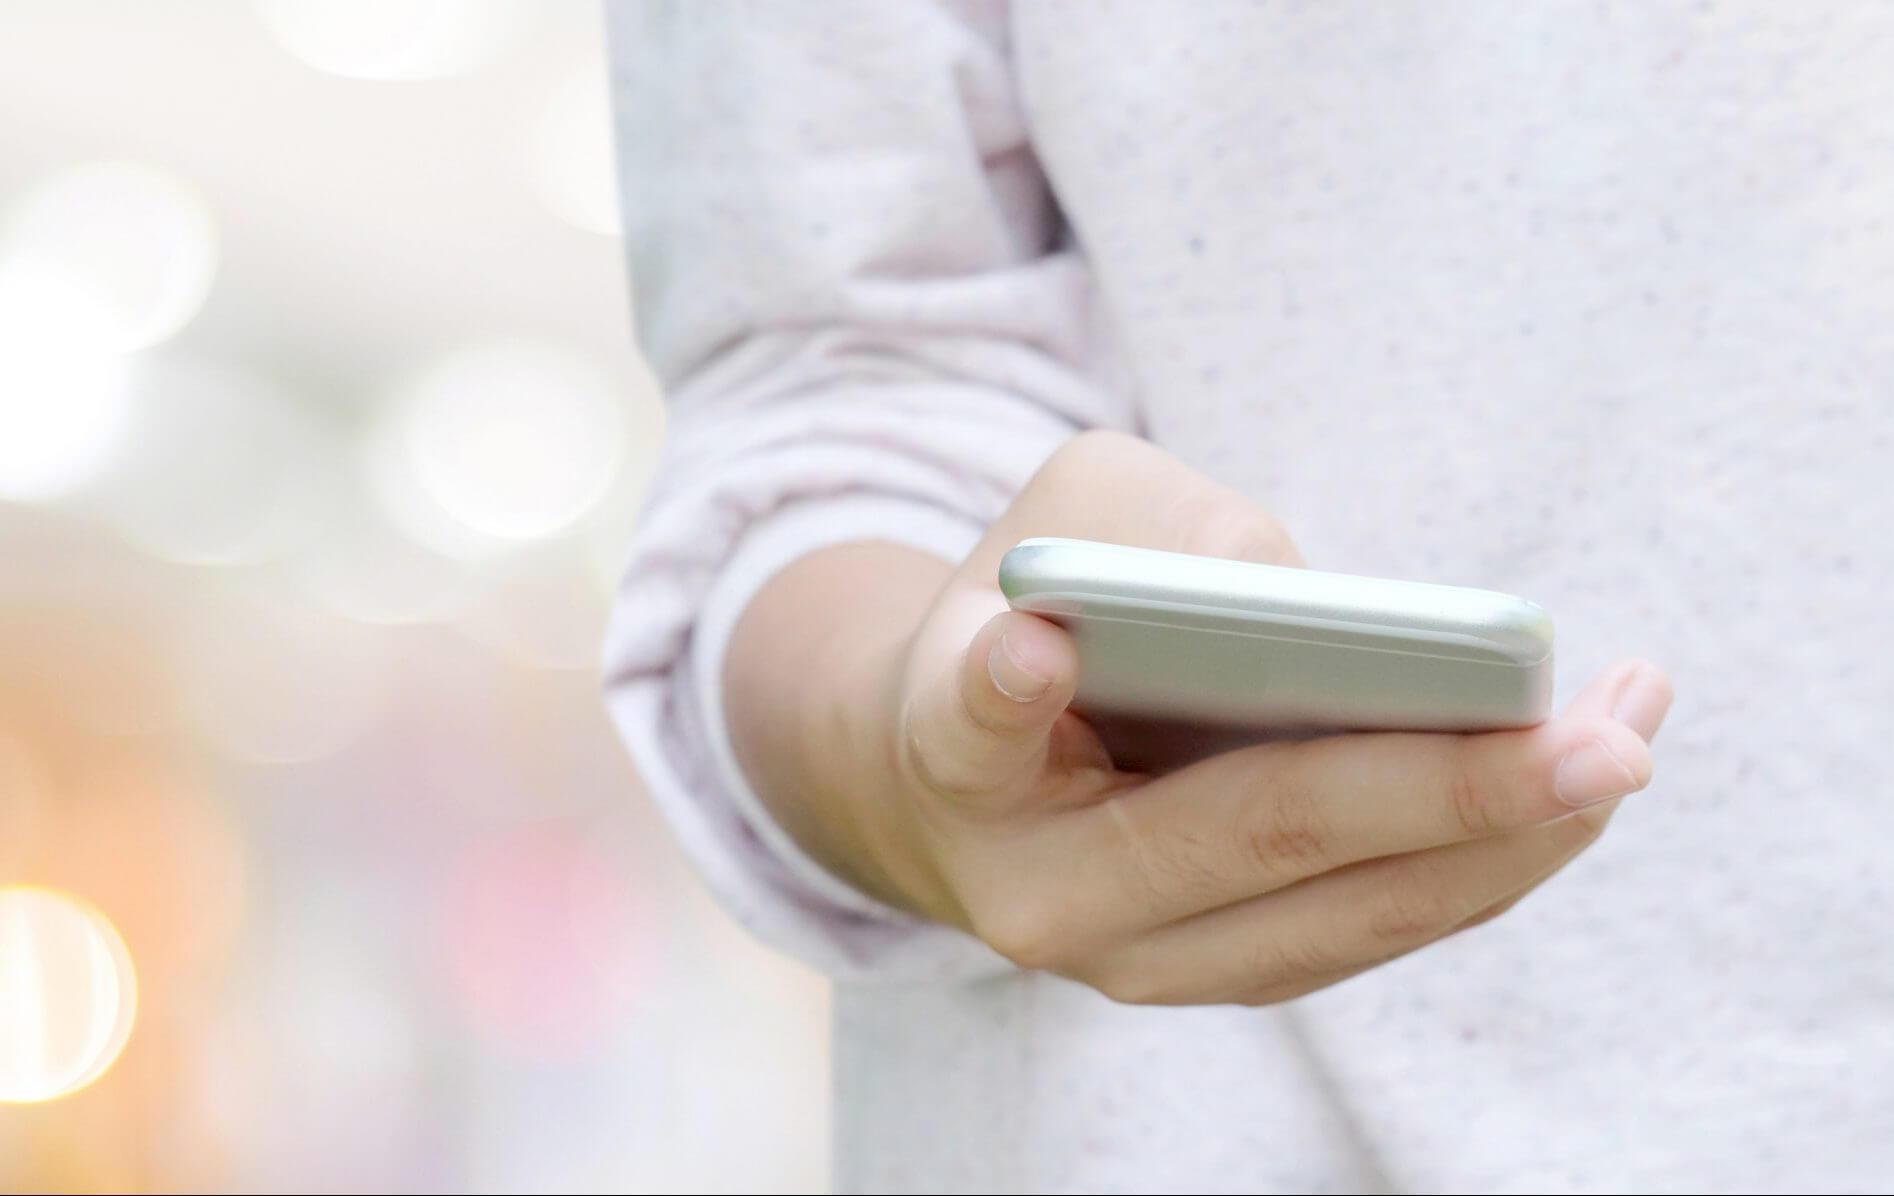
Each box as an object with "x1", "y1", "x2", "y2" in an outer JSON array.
[{"x1": 723, "y1": 541, "x2": 953, "y2": 918}]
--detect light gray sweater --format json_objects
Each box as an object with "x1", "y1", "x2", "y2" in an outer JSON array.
[{"x1": 603, "y1": 2, "x2": 1894, "y2": 1190}]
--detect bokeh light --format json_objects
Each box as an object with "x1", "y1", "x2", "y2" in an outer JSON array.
[
  {"x1": 1, "y1": 3, "x2": 829, "y2": 1189},
  {"x1": 87, "y1": 355, "x2": 328, "y2": 566},
  {"x1": 0, "y1": 161, "x2": 218, "y2": 354},
  {"x1": 256, "y1": 0, "x2": 532, "y2": 81},
  {"x1": 438, "y1": 826, "x2": 643, "y2": 1059},
  {"x1": 529, "y1": 60, "x2": 623, "y2": 237},
  {"x1": 38, "y1": 763, "x2": 250, "y2": 993},
  {"x1": 0, "y1": 886, "x2": 138, "y2": 1104},
  {"x1": 0, "y1": 263, "x2": 132, "y2": 503},
  {"x1": 372, "y1": 339, "x2": 626, "y2": 554}
]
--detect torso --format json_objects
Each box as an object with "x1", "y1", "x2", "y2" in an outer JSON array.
[{"x1": 838, "y1": 4, "x2": 1894, "y2": 1189}]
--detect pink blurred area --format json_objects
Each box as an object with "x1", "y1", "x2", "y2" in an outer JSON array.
[{"x1": 0, "y1": 2, "x2": 828, "y2": 1192}]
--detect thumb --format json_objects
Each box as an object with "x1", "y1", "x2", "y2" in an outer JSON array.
[{"x1": 900, "y1": 610, "x2": 1078, "y2": 806}]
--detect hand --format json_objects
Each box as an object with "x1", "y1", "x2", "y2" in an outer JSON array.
[{"x1": 731, "y1": 431, "x2": 1674, "y2": 1004}]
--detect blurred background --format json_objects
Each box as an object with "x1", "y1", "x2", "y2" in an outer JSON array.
[{"x1": 0, "y1": 2, "x2": 828, "y2": 1191}]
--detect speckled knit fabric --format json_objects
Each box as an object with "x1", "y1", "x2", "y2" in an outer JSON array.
[{"x1": 602, "y1": 3, "x2": 1894, "y2": 1191}]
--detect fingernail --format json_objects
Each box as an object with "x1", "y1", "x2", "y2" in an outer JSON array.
[
  {"x1": 1555, "y1": 739, "x2": 1643, "y2": 807},
  {"x1": 989, "y1": 631, "x2": 1051, "y2": 702},
  {"x1": 1611, "y1": 669, "x2": 1674, "y2": 742}
]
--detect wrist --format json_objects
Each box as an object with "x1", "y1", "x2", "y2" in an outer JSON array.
[
  {"x1": 724, "y1": 541, "x2": 960, "y2": 922},
  {"x1": 808, "y1": 618, "x2": 958, "y2": 921}
]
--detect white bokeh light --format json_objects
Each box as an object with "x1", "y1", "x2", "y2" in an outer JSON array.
[
  {"x1": 0, "y1": 263, "x2": 133, "y2": 503},
  {"x1": 88, "y1": 355, "x2": 328, "y2": 565},
  {"x1": 373, "y1": 339, "x2": 625, "y2": 555},
  {"x1": 0, "y1": 161, "x2": 218, "y2": 354},
  {"x1": 256, "y1": 0, "x2": 532, "y2": 81},
  {"x1": 529, "y1": 61, "x2": 623, "y2": 237},
  {"x1": 0, "y1": 886, "x2": 139, "y2": 1104}
]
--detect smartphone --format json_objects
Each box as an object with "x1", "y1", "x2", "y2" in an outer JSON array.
[{"x1": 999, "y1": 537, "x2": 1554, "y2": 769}]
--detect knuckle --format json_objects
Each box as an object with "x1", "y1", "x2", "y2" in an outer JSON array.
[
  {"x1": 1444, "y1": 743, "x2": 1508, "y2": 839},
  {"x1": 899, "y1": 686, "x2": 1024, "y2": 802},
  {"x1": 1101, "y1": 796, "x2": 1222, "y2": 914},
  {"x1": 1240, "y1": 781, "x2": 1334, "y2": 886},
  {"x1": 1245, "y1": 928, "x2": 1339, "y2": 991},
  {"x1": 1133, "y1": 824, "x2": 1225, "y2": 910},
  {"x1": 898, "y1": 719, "x2": 980, "y2": 800}
]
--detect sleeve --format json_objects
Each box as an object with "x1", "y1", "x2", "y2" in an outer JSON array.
[{"x1": 599, "y1": 0, "x2": 1133, "y2": 981}]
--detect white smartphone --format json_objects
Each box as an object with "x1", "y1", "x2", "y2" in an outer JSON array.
[{"x1": 999, "y1": 537, "x2": 1554, "y2": 769}]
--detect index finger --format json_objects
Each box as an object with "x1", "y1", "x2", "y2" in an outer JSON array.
[{"x1": 1064, "y1": 670, "x2": 1659, "y2": 930}]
